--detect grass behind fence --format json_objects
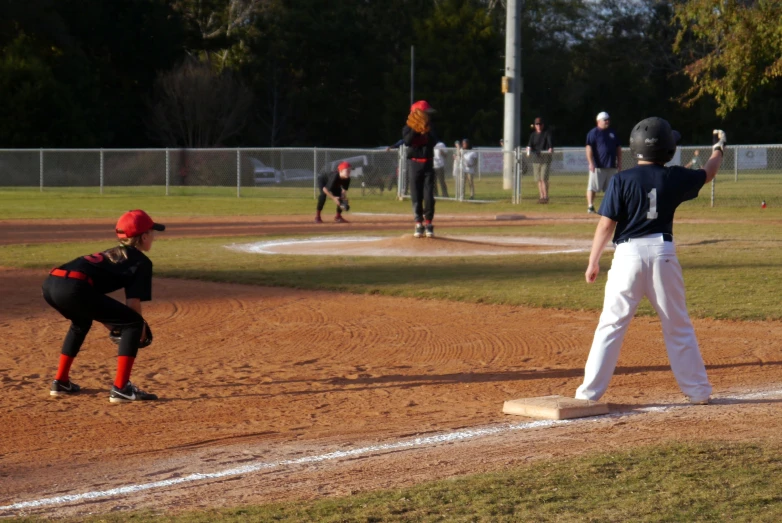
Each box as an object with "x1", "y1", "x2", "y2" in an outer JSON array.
[{"x1": 3, "y1": 170, "x2": 782, "y2": 219}]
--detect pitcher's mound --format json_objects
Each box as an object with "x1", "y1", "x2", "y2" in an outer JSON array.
[{"x1": 231, "y1": 235, "x2": 592, "y2": 257}]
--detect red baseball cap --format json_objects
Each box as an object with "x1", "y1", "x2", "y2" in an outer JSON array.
[
  {"x1": 410, "y1": 100, "x2": 435, "y2": 113},
  {"x1": 338, "y1": 161, "x2": 351, "y2": 172},
  {"x1": 115, "y1": 210, "x2": 166, "y2": 239}
]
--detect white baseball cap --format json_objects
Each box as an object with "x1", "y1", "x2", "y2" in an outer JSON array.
[{"x1": 596, "y1": 111, "x2": 610, "y2": 121}]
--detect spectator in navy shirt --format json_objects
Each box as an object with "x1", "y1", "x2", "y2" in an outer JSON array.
[{"x1": 585, "y1": 111, "x2": 622, "y2": 213}]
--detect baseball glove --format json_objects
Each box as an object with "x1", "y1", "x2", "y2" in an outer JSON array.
[
  {"x1": 407, "y1": 109, "x2": 430, "y2": 134},
  {"x1": 339, "y1": 200, "x2": 350, "y2": 212},
  {"x1": 109, "y1": 322, "x2": 153, "y2": 348}
]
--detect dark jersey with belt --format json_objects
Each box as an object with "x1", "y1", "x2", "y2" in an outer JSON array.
[
  {"x1": 598, "y1": 164, "x2": 706, "y2": 244},
  {"x1": 318, "y1": 171, "x2": 351, "y2": 195},
  {"x1": 57, "y1": 246, "x2": 153, "y2": 301},
  {"x1": 402, "y1": 125, "x2": 440, "y2": 163}
]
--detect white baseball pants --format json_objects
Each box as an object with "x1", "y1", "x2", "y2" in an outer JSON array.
[{"x1": 575, "y1": 234, "x2": 712, "y2": 403}]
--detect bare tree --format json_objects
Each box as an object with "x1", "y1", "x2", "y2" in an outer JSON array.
[{"x1": 147, "y1": 58, "x2": 254, "y2": 147}]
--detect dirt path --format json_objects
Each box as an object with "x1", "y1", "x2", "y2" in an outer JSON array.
[{"x1": 2, "y1": 268, "x2": 782, "y2": 517}]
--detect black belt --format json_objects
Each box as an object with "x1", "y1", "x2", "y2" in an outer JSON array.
[{"x1": 615, "y1": 233, "x2": 673, "y2": 245}]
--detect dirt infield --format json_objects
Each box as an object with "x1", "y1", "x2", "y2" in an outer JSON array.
[{"x1": 2, "y1": 215, "x2": 782, "y2": 517}]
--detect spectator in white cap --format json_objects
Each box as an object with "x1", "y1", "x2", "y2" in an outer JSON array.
[{"x1": 585, "y1": 111, "x2": 622, "y2": 213}]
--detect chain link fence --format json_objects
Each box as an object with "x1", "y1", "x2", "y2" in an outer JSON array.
[
  {"x1": 2, "y1": 145, "x2": 781, "y2": 207},
  {"x1": 513, "y1": 144, "x2": 782, "y2": 208}
]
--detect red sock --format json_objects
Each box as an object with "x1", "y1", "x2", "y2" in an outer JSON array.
[
  {"x1": 316, "y1": 210, "x2": 321, "y2": 218},
  {"x1": 114, "y1": 356, "x2": 135, "y2": 389},
  {"x1": 425, "y1": 220, "x2": 432, "y2": 225},
  {"x1": 55, "y1": 354, "x2": 75, "y2": 382}
]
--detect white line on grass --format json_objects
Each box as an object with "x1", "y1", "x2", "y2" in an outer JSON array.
[{"x1": 3, "y1": 388, "x2": 781, "y2": 513}]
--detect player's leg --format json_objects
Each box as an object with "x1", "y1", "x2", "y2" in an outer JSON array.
[
  {"x1": 85, "y1": 295, "x2": 157, "y2": 402},
  {"x1": 576, "y1": 244, "x2": 645, "y2": 401},
  {"x1": 587, "y1": 170, "x2": 598, "y2": 212},
  {"x1": 646, "y1": 243, "x2": 712, "y2": 403},
  {"x1": 409, "y1": 162, "x2": 425, "y2": 236},
  {"x1": 315, "y1": 181, "x2": 327, "y2": 223},
  {"x1": 43, "y1": 277, "x2": 94, "y2": 395},
  {"x1": 423, "y1": 167, "x2": 436, "y2": 236}
]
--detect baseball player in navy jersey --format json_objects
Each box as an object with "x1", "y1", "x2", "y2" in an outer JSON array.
[
  {"x1": 43, "y1": 209, "x2": 165, "y2": 403},
  {"x1": 315, "y1": 162, "x2": 351, "y2": 223},
  {"x1": 575, "y1": 117, "x2": 727, "y2": 405}
]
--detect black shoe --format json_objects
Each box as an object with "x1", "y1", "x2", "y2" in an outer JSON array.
[
  {"x1": 425, "y1": 224, "x2": 434, "y2": 238},
  {"x1": 414, "y1": 223, "x2": 424, "y2": 238},
  {"x1": 50, "y1": 379, "x2": 80, "y2": 396},
  {"x1": 109, "y1": 381, "x2": 158, "y2": 403},
  {"x1": 588, "y1": 205, "x2": 596, "y2": 214}
]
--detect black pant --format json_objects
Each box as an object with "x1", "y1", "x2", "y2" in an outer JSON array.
[
  {"x1": 409, "y1": 160, "x2": 435, "y2": 222},
  {"x1": 42, "y1": 276, "x2": 145, "y2": 358}
]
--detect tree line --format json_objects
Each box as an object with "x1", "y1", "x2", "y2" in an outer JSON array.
[{"x1": 2, "y1": 0, "x2": 780, "y2": 149}]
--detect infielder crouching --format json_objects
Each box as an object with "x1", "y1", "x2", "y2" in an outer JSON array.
[
  {"x1": 43, "y1": 210, "x2": 164, "y2": 403},
  {"x1": 315, "y1": 161, "x2": 351, "y2": 223},
  {"x1": 576, "y1": 118, "x2": 726, "y2": 405}
]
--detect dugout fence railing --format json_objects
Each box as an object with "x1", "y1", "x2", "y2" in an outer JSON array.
[{"x1": 2, "y1": 145, "x2": 781, "y2": 207}]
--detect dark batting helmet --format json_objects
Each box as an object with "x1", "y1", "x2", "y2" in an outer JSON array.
[{"x1": 629, "y1": 117, "x2": 681, "y2": 163}]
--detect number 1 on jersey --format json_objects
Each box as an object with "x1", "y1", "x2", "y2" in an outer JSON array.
[{"x1": 647, "y1": 188, "x2": 658, "y2": 219}]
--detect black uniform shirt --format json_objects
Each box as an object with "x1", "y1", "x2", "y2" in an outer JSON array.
[
  {"x1": 598, "y1": 164, "x2": 706, "y2": 244},
  {"x1": 58, "y1": 246, "x2": 153, "y2": 301},
  {"x1": 319, "y1": 171, "x2": 351, "y2": 195},
  {"x1": 402, "y1": 125, "x2": 440, "y2": 162}
]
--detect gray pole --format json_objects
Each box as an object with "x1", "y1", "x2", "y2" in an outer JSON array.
[
  {"x1": 410, "y1": 46, "x2": 415, "y2": 106},
  {"x1": 502, "y1": 0, "x2": 521, "y2": 190}
]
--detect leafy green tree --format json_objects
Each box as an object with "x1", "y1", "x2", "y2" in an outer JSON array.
[{"x1": 674, "y1": 0, "x2": 782, "y2": 118}]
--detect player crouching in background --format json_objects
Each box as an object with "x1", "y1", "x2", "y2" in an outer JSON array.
[
  {"x1": 315, "y1": 161, "x2": 352, "y2": 224},
  {"x1": 43, "y1": 210, "x2": 164, "y2": 403}
]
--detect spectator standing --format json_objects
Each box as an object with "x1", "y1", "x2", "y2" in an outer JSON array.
[
  {"x1": 586, "y1": 111, "x2": 622, "y2": 213},
  {"x1": 461, "y1": 139, "x2": 477, "y2": 200},
  {"x1": 433, "y1": 141, "x2": 449, "y2": 197},
  {"x1": 527, "y1": 117, "x2": 554, "y2": 203},
  {"x1": 685, "y1": 149, "x2": 703, "y2": 169}
]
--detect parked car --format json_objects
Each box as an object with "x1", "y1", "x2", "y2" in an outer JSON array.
[
  {"x1": 250, "y1": 158, "x2": 283, "y2": 185},
  {"x1": 250, "y1": 158, "x2": 315, "y2": 185}
]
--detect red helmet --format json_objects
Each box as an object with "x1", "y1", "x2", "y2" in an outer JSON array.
[{"x1": 410, "y1": 100, "x2": 435, "y2": 113}]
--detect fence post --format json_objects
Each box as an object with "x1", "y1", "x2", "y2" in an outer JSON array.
[
  {"x1": 99, "y1": 149, "x2": 104, "y2": 195},
  {"x1": 236, "y1": 149, "x2": 241, "y2": 197},
  {"x1": 734, "y1": 146, "x2": 738, "y2": 182},
  {"x1": 39, "y1": 149, "x2": 43, "y2": 192},
  {"x1": 165, "y1": 148, "x2": 170, "y2": 196},
  {"x1": 710, "y1": 179, "x2": 715, "y2": 208}
]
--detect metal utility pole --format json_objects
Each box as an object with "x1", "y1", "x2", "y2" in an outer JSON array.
[
  {"x1": 502, "y1": 0, "x2": 521, "y2": 190},
  {"x1": 410, "y1": 46, "x2": 415, "y2": 106}
]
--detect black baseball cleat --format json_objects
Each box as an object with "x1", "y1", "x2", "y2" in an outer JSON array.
[
  {"x1": 50, "y1": 379, "x2": 81, "y2": 396},
  {"x1": 109, "y1": 381, "x2": 158, "y2": 403},
  {"x1": 414, "y1": 223, "x2": 424, "y2": 238},
  {"x1": 425, "y1": 224, "x2": 435, "y2": 238}
]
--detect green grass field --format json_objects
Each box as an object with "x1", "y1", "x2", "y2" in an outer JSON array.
[
  {"x1": 14, "y1": 442, "x2": 782, "y2": 522},
  {"x1": 3, "y1": 190, "x2": 782, "y2": 521}
]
